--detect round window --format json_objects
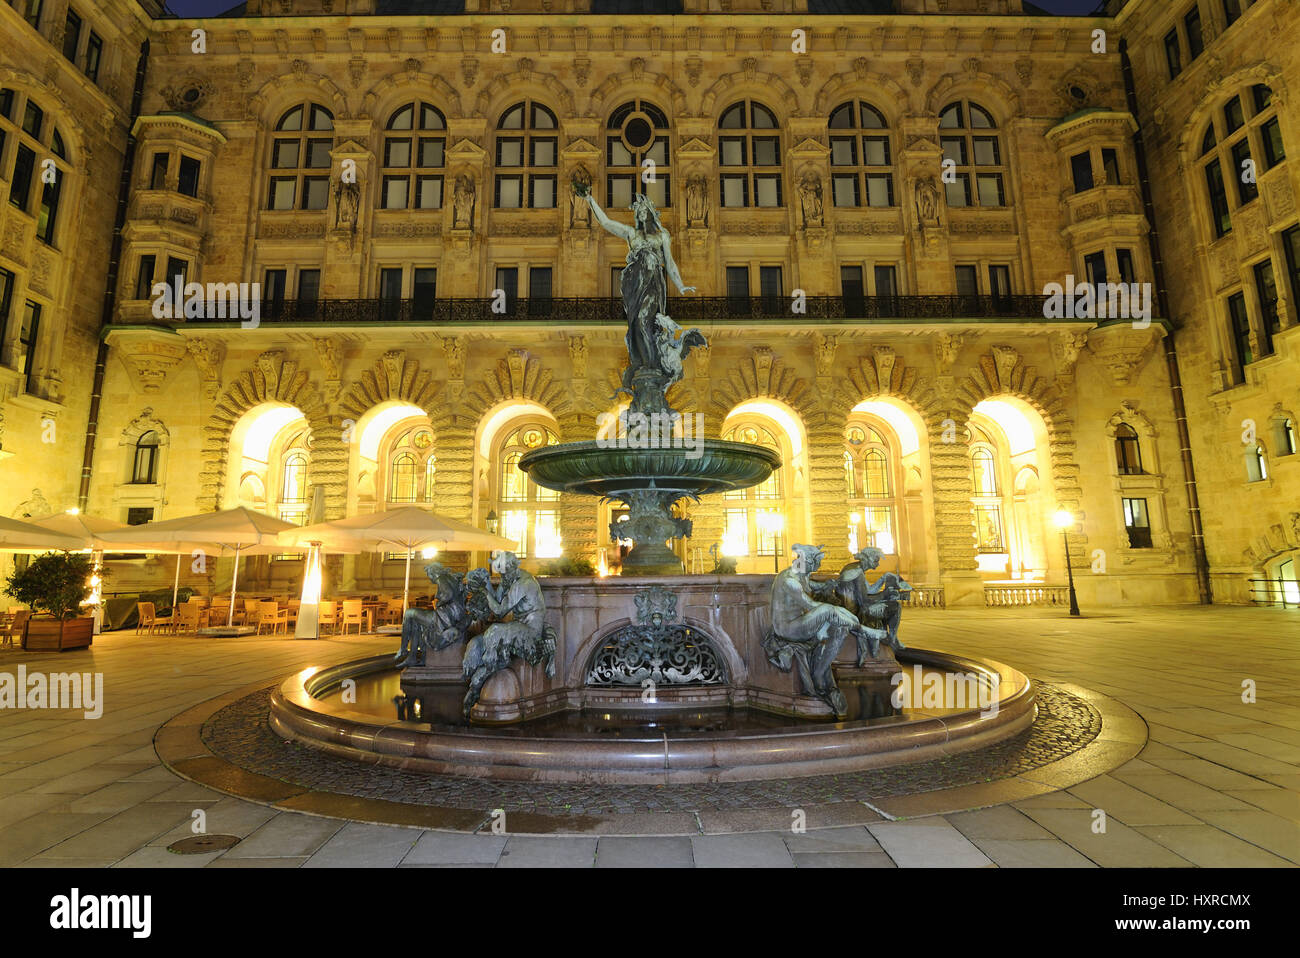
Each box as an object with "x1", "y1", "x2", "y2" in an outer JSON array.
[{"x1": 624, "y1": 116, "x2": 653, "y2": 149}]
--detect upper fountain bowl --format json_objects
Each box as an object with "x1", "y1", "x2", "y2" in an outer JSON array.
[{"x1": 518, "y1": 439, "x2": 781, "y2": 499}]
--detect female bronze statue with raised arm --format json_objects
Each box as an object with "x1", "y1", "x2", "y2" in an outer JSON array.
[{"x1": 576, "y1": 184, "x2": 697, "y2": 409}]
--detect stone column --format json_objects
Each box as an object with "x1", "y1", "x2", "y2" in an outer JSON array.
[
  {"x1": 925, "y1": 397, "x2": 982, "y2": 605},
  {"x1": 432, "y1": 335, "x2": 474, "y2": 573},
  {"x1": 557, "y1": 335, "x2": 599, "y2": 564}
]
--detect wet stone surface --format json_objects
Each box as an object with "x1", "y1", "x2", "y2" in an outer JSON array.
[{"x1": 199, "y1": 684, "x2": 1100, "y2": 815}]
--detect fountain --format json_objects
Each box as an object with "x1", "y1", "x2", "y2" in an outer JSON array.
[
  {"x1": 268, "y1": 191, "x2": 1038, "y2": 783},
  {"x1": 519, "y1": 186, "x2": 780, "y2": 575}
]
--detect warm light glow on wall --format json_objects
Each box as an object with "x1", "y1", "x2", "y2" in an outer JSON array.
[
  {"x1": 851, "y1": 400, "x2": 920, "y2": 457},
  {"x1": 726, "y1": 400, "x2": 804, "y2": 456},
  {"x1": 359, "y1": 403, "x2": 427, "y2": 461},
  {"x1": 239, "y1": 404, "x2": 307, "y2": 463},
  {"x1": 974, "y1": 399, "x2": 1037, "y2": 456}
]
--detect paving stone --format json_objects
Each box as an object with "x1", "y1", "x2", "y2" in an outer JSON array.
[
  {"x1": 404, "y1": 831, "x2": 507, "y2": 865},
  {"x1": 221, "y1": 813, "x2": 344, "y2": 859},
  {"x1": 1066, "y1": 775, "x2": 1200, "y2": 826},
  {"x1": 303, "y1": 823, "x2": 419, "y2": 868},
  {"x1": 1016, "y1": 808, "x2": 1194, "y2": 868},
  {"x1": 498, "y1": 836, "x2": 597, "y2": 868},
  {"x1": 691, "y1": 833, "x2": 794, "y2": 868},
  {"x1": 1134, "y1": 825, "x2": 1297, "y2": 868},
  {"x1": 595, "y1": 837, "x2": 694, "y2": 868},
  {"x1": 971, "y1": 838, "x2": 1098, "y2": 868},
  {"x1": 867, "y1": 820, "x2": 994, "y2": 868},
  {"x1": 792, "y1": 851, "x2": 896, "y2": 868},
  {"x1": 945, "y1": 806, "x2": 1054, "y2": 841}
]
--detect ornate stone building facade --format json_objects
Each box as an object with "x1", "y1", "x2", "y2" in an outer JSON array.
[{"x1": 1, "y1": 0, "x2": 1296, "y2": 606}]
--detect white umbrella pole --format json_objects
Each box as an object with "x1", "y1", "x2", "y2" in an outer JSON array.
[
  {"x1": 171, "y1": 554, "x2": 181, "y2": 614},
  {"x1": 403, "y1": 548, "x2": 412, "y2": 614},
  {"x1": 228, "y1": 544, "x2": 241, "y2": 628}
]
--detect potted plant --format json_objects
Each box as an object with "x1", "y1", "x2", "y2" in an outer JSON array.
[{"x1": 5, "y1": 552, "x2": 99, "y2": 651}]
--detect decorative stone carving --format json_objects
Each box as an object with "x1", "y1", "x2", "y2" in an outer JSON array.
[
  {"x1": 934, "y1": 333, "x2": 965, "y2": 377},
  {"x1": 1086, "y1": 324, "x2": 1163, "y2": 387},
  {"x1": 1051, "y1": 331, "x2": 1090, "y2": 389},
  {"x1": 832, "y1": 547, "x2": 909, "y2": 654},
  {"x1": 813, "y1": 332, "x2": 837, "y2": 379},
  {"x1": 586, "y1": 585, "x2": 727, "y2": 687},
  {"x1": 441, "y1": 335, "x2": 467, "y2": 381},
  {"x1": 186, "y1": 340, "x2": 224, "y2": 400},
  {"x1": 685, "y1": 174, "x2": 709, "y2": 228},
  {"x1": 314, "y1": 337, "x2": 342, "y2": 404},
  {"x1": 106, "y1": 329, "x2": 189, "y2": 395},
  {"x1": 568, "y1": 164, "x2": 592, "y2": 229},
  {"x1": 338, "y1": 349, "x2": 439, "y2": 419}
]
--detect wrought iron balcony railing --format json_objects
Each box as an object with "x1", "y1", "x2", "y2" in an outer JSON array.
[{"x1": 176, "y1": 294, "x2": 1063, "y2": 326}]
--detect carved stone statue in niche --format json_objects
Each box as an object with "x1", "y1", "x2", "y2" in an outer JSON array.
[
  {"x1": 685, "y1": 174, "x2": 709, "y2": 228},
  {"x1": 915, "y1": 177, "x2": 942, "y2": 232},
  {"x1": 452, "y1": 174, "x2": 476, "y2": 229},
  {"x1": 797, "y1": 172, "x2": 824, "y2": 229},
  {"x1": 333, "y1": 177, "x2": 360, "y2": 232},
  {"x1": 569, "y1": 165, "x2": 592, "y2": 228}
]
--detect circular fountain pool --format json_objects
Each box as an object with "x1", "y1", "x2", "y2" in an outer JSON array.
[{"x1": 269, "y1": 648, "x2": 1035, "y2": 784}]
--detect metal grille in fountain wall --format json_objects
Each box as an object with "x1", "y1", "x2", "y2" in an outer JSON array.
[{"x1": 585, "y1": 623, "x2": 728, "y2": 686}]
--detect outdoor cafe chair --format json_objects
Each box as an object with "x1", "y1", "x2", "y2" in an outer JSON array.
[
  {"x1": 254, "y1": 600, "x2": 289, "y2": 635},
  {"x1": 340, "y1": 599, "x2": 368, "y2": 635},
  {"x1": 1, "y1": 610, "x2": 29, "y2": 648}
]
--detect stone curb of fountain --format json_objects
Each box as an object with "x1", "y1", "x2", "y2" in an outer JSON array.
[{"x1": 153, "y1": 673, "x2": 1147, "y2": 837}]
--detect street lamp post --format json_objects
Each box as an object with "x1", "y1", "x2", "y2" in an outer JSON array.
[{"x1": 1053, "y1": 509, "x2": 1081, "y2": 617}]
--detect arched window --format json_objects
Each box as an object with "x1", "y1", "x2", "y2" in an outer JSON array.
[
  {"x1": 381, "y1": 102, "x2": 446, "y2": 210},
  {"x1": 843, "y1": 421, "x2": 899, "y2": 554},
  {"x1": 939, "y1": 100, "x2": 1005, "y2": 208},
  {"x1": 275, "y1": 429, "x2": 311, "y2": 525},
  {"x1": 718, "y1": 100, "x2": 783, "y2": 208},
  {"x1": 722, "y1": 421, "x2": 786, "y2": 562},
  {"x1": 494, "y1": 100, "x2": 557, "y2": 209},
  {"x1": 1246, "y1": 444, "x2": 1268, "y2": 482},
  {"x1": 267, "y1": 101, "x2": 334, "y2": 210},
  {"x1": 606, "y1": 99, "x2": 671, "y2": 209},
  {"x1": 494, "y1": 422, "x2": 561, "y2": 558},
  {"x1": 1114, "y1": 423, "x2": 1144, "y2": 475},
  {"x1": 828, "y1": 101, "x2": 893, "y2": 208},
  {"x1": 1, "y1": 87, "x2": 68, "y2": 244},
  {"x1": 969, "y1": 431, "x2": 1004, "y2": 553},
  {"x1": 385, "y1": 426, "x2": 436, "y2": 504},
  {"x1": 131, "y1": 431, "x2": 160, "y2": 484},
  {"x1": 1200, "y1": 85, "x2": 1284, "y2": 239}
]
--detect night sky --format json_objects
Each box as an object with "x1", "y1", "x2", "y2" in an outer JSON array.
[{"x1": 164, "y1": 0, "x2": 1106, "y2": 16}]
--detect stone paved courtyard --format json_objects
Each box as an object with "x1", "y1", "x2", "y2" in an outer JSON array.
[{"x1": 1, "y1": 606, "x2": 1296, "y2": 868}]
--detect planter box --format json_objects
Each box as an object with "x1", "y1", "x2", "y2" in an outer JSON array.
[{"x1": 23, "y1": 617, "x2": 94, "y2": 652}]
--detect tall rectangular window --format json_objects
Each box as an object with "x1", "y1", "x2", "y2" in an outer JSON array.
[
  {"x1": 955, "y1": 265, "x2": 979, "y2": 297},
  {"x1": 297, "y1": 269, "x2": 321, "y2": 308},
  {"x1": 1102, "y1": 148, "x2": 1121, "y2": 185},
  {"x1": 1184, "y1": 7, "x2": 1204, "y2": 59},
  {"x1": 1227, "y1": 291, "x2": 1252, "y2": 382},
  {"x1": 1117, "y1": 248, "x2": 1137, "y2": 285},
  {"x1": 1122, "y1": 498, "x2": 1153, "y2": 549},
  {"x1": 36, "y1": 166, "x2": 61, "y2": 244},
  {"x1": 62, "y1": 9, "x2": 82, "y2": 63},
  {"x1": 1254, "y1": 260, "x2": 1278, "y2": 353},
  {"x1": 759, "y1": 266, "x2": 783, "y2": 304},
  {"x1": 1070, "y1": 152, "x2": 1094, "y2": 193},
  {"x1": 1164, "y1": 30, "x2": 1182, "y2": 79},
  {"x1": 988, "y1": 265, "x2": 1012, "y2": 309},
  {"x1": 165, "y1": 257, "x2": 188, "y2": 288},
  {"x1": 726, "y1": 266, "x2": 750, "y2": 300},
  {"x1": 412, "y1": 268, "x2": 436, "y2": 319},
  {"x1": 1230, "y1": 140, "x2": 1258, "y2": 205},
  {"x1": 134, "y1": 255, "x2": 156, "y2": 300},
  {"x1": 1084, "y1": 251, "x2": 1108, "y2": 286},
  {"x1": 0, "y1": 268, "x2": 14, "y2": 346},
  {"x1": 18, "y1": 301, "x2": 39, "y2": 394},
  {"x1": 149, "y1": 152, "x2": 169, "y2": 190},
  {"x1": 874, "y1": 265, "x2": 898, "y2": 299},
  {"x1": 177, "y1": 156, "x2": 201, "y2": 198},
  {"x1": 1223, "y1": 0, "x2": 1242, "y2": 27},
  {"x1": 263, "y1": 269, "x2": 287, "y2": 305},
  {"x1": 9, "y1": 144, "x2": 36, "y2": 212},
  {"x1": 1205, "y1": 160, "x2": 1231, "y2": 237},
  {"x1": 379, "y1": 268, "x2": 402, "y2": 300},
  {"x1": 85, "y1": 32, "x2": 102, "y2": 82},
  {"x1": 841, "y1": 265, "x2": 865, "y2": 318},
  {"x1": 1260, "y1": 117, "x2": 1285, "y2": 171},
  {"x1": 495, "y1": 267, "x2": 518, "y2": 309},
  {"x1": 527, "y1": 266, "x2": 552, "y2": 316},
  {"x1": 1283, "y1": 226, "x2": 1300, "y2": 319}
]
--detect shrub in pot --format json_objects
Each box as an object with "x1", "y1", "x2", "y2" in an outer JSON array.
[{"x1": 5, "y1": 552, "x2": 100, "y2": 651}]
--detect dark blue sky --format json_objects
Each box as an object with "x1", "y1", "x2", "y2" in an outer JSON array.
[{"x1": 164, "y1": 0, "x2": 1104, "y2": 15}]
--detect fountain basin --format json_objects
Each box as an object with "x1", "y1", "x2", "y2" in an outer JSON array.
[
  {"x1": 517, "y1": 439, "x2": 781, "y2": 499},
  {"x1": 269, "y1": 648, "x2": 1035, "y2": 784}
]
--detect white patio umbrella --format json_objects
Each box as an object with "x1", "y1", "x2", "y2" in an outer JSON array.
[
  {"x1": 99, "y1": 507, "x2": 296, "y2": 628},
  {"x1": 276, "y1": 506, "x2": 514, "y2": 614},
  {"x1": 0, "y1": 515, "x2": 84, "y2": 551}
]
